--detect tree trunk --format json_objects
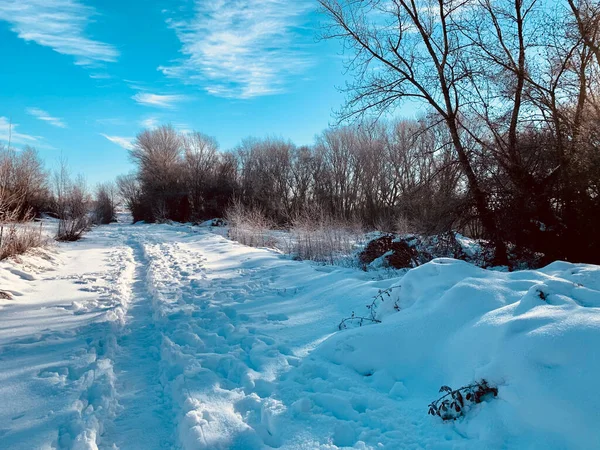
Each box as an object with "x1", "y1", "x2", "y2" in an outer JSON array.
[{"x1": 446, "y1": 119, "x2": 509, "y2": 266}]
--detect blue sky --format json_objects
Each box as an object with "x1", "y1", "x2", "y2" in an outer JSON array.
[{"x1": 0, "y1": 0, "x2": 352, "y2": 185}]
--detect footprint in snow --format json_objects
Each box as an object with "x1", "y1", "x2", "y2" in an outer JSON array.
[{"x1": 6, "y1": 267, "x2": 36, "y2": 281}]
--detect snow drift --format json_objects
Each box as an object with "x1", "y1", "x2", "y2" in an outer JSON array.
[{"x1": 314, "y1": 259, "x2": 600, "y2": 448}]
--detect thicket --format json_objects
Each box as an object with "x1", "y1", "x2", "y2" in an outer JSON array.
[
  {"x1": 121, "y1": 121, "x2": 464, "y2": 229},
  {"x1": 93, "y1": 182, "x2": 118, "y2": 225}
]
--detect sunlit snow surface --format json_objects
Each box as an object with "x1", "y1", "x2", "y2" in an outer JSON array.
[{"x1": 0, "y1": 221, "x2": 599, "y2": 449}]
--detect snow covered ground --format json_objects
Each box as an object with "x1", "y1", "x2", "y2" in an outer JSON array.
[{"x1": 1, "y1": 221, "x2": 599, "y2": 449}]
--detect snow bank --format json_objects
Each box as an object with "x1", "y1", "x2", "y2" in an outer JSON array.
[{"x1": 308, "y1": 259, "x2": 600, "y2": 448}]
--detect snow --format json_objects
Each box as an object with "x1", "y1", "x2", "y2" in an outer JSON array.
[{"x1": 1, "y1": 222, "x2": 599, "y2": 449}]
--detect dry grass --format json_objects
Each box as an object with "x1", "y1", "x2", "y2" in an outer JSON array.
[
  {"x1": 0, "y1": 221, "x2": 48, "y2": 261},
  {"x1": 290, "y1": 208, "x2": 363, "y2": 264},
  {"x1": 225, "y1": 200, "x2": 277, "y2": 248},
  {"x1": 225, "y1": 202, "x2": 365, "y2": 265}
]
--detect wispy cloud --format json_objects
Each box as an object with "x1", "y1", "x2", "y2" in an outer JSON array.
[
  {"x1": 89, "y1": 73, "x2": 111, "y2": 79},
  {"x1": 160, "y1": 0, "x2": 314, "y2": 99},
  {"x1": 101, "y1": 133, "x2": 134, "y2": 150},
  {"x1": 132, "y1": 93, "x2": 187, "y2": 109},
  {"x1": 0, "y1": 117, "x2": 39, "y2": 145},
  {"x1": 0, "y1": 0, "x2": 118, "y2": 67},
  {"x1": 26, "y1": 107, "x2": 67, "y2": 128},
  {"x1": 125, "y1": 79, "x2": 149, "y2": 91},
  {"x1": 140, "y1": 117, "x2": 160, "y2": 129}
]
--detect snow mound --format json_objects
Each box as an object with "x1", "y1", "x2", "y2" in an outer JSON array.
[{"x1": 311, "y1": 258, "x2": 600, "y2": 448}]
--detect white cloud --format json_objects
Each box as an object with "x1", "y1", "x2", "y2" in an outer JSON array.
[
  {"x1": 101, "y1": 133, "x2": 134, "y2": 150},
  {"x1": 160, "y1": 0, "x2": 314, "y2": 99},
  {"x1": 0, "y1": 0, "x2": 118, "y2": 67},
  {"x1": 124, "y1": 79, "x2": 149, "y2": 91},
  {"x1": 140, "y1": 117, "x2": 160, "y2": 128},
  {"x1": 0, "y1": 117, "x2": 39, "y2": 145},
  {"x1": 26, "y1": 107, "x2": 67, "y2": 128},
  {"x1": 132, "y1": 93, "x2": 187, "y2": 109},
  {"x1": 89, "y1": 73, "x2": 111, "y2": 79}
]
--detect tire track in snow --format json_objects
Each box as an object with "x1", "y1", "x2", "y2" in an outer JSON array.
[
  {"x1": 52, "y1": 226, "x2": 136, "y2": 449},
  {"x1": 99, "y1": 232, "x2": 178, "y2": 450}
]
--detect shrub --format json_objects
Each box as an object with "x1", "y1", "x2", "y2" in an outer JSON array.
[
  {"x1": 93, "y1": 182, "x2": 118, "y2": 225},
  {"x1": 428, "y1": 380, "x2": 498, "y2": 421},
  {"x1": 0, "y1": 220, "x2": 48, "y2": 260},
  {"x1": 54, "y1": 162, "x2": 91, "y2": 242},
  {"x1": 226, "y1": 199, "x2": 276, "y2": 248},
  {"x1": 290, "y1": 208, "x2": 362, "y2": 264},
  {"x1": 0, "y1": 174, "x2": 48, "y2": 262},
  {"x1": 338, "y1": 284, "x2": 401, "y2": 329}
]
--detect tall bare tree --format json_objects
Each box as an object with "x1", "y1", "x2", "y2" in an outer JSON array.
[{"x1": 182, "y1": 132, "x2": 219, "y2": 220}]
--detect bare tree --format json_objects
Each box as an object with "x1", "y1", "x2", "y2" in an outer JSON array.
[
  {"x1": 117, "y1": 173, "x2": 143, "y2": 222},
  {"x1": 235, "y1": 137, "x2": 295, "y2": 221},
  {"x1": 54, "y1": 159, "x2": 91, "y2": 241},
  {"x1": 130, "y1": 125, "x2": 186, "y2": 222},
  {"x1": 569, "y1": 0, "x2": 600, "y2": 64},
  {"x1": 94, "y1": 182, "x2": 118, "y2": 224},
  {"x1": 318, "y1": 0, "x2": 508, "y2": 263},
  {"x1": 182, "y1": 132, "x2": 219, "y2": 220}
]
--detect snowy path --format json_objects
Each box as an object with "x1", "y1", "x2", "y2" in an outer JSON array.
[
  {"x1": 2, "y1": 222, "x2": 600, "y2": 449},
  {"x1": 100, "y1": 236, "x2": 177, "y2": 450}
]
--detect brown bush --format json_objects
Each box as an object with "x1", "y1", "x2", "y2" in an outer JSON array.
[
  {"x1": 0, "y1": 220, "x2": 48, "y2": 261},
  {"x1": 359, "y1": 235, "x2": 429, "y2": 269}
]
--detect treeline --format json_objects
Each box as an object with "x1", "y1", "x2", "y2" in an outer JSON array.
[{"x1": 119, "y1": 119, "x2": 459, "y2": 230}]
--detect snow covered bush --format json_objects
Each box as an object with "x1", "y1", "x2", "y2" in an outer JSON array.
[
  {"x1": 428, "y1": 380, "x2": 498, "y2": 421},
  {"x1": 358, "y1": 231, "x2": 501, "y2": 270},
  {"x1": 359, "y1": 234, "x2": 426, "y2": 269}
]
